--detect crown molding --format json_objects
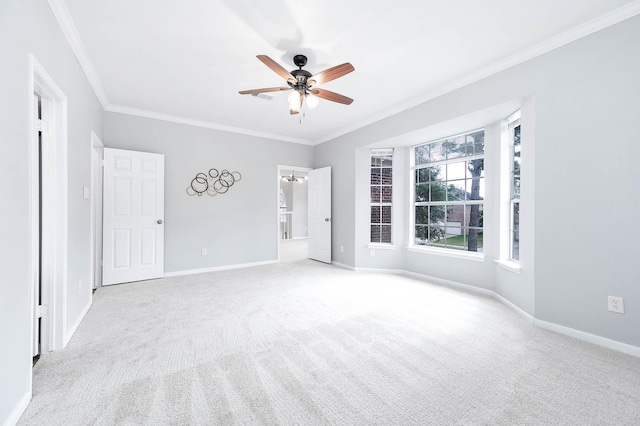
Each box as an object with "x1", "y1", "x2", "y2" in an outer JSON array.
[
  {"x1": 47, "y1": 0, "x2": 109, "y2": 108},
  {"x1": 48, "y1": 0, "x2": 640, "y2": 146},
  {"x1": 315, "y1": 0, "x2": 640, "y2": 145},
  {"x1": 105, "y1": 105, "x2": 314, "y2": 145}
]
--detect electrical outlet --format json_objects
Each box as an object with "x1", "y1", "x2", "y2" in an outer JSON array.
[
  {"x1": 201, "y1": 248, "x2": 207, "y2": 256},
  {"x1": 608, "y1": 296, "x2": 624, "y2": 314},
  {"x1": 340, "y1": 245, "x2": 344, "y2": 253},
  {"x1": 370, "y1": 249, "x2": 375, "y2": 257}
]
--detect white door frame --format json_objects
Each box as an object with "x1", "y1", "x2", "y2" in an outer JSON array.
[
  {"x1": 276, "y1": 165, "x2": 311, "y2": 261},
  {"x1": 90, "y1": 132, "x2": 104, "y2": 288},
  {"x1": 29, "y1": 55, "x2": 68, "y2": 360}
]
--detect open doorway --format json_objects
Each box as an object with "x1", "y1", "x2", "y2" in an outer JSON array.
[{"x1": 277, "y1": 165, "x2": 310, "y2": 262}]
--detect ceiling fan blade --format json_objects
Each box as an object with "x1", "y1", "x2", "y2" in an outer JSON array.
[
  {"x1": 239, "y1": 87, "x2": 290, "y2": 95},
  {"x1": 310, "y1": 88, "x2": 353, "y2": 105},
  {"x1": 307, "y1": 62, "x2": 354, "y2": 87},
  {"x1": 256, "y1": 55, "x2": 296, "y2": 83}
]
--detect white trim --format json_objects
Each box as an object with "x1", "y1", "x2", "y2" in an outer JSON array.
[
  {"x1": 406, "y1": 246, "x2": 485, "y2": 262},
  {"x1": 403, "y1": 271, "x2": 494, "y2": 297},
  {"x1": 403, "y1": 269, "x2": 640, "y2": 359},
  {"x1": 48, "y1": 0, "x2": 640, "y2": 147},
  {"x1": 331, "y1": 261, "x2": 356, "y2": 271},
  {"x1": 535, "y1": 319, "x2": 640, "y2": 358},
  {"x1": 64, "y1": 298, "x2": 92, "y2": 346},
  {"x1": 3, "y1": 391, "x2": 31, "y2": 426},
  {"x1": 106, "y1": 105, "x2": 313, "y2": 145},
  {"x1": 353, "y1": 267, "x2": 404, "y2": 274},
  {"x1": 46, "y1": 0, "x2": 109, "y2": 107},
  {"x1": 314, "y1": 1, "x2": 640, "y2": 145},
  {"x1": 90, "y1": 132, "x2": 104, "y2": 289},
  {"x1": 30, "y1": 55, "x2": 69, "y2": 353},
  {"x1": 494, "y1": 259, "x2": 521, "y2": 274},
  {"x1": 367, "y1": 243, "x2": 395, "y2": 250},
  {"x1": 493, "y1": 292, "x2": 533, "y2": 323},
  {"x1": 163, "y1": 260, "x2": 277, "y2": 278}
]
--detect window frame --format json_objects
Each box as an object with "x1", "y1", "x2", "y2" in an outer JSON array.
[
  {"x1": 410, "y1": 129, "x2": 485, "y2": 255},
  {"x1": 508, "y1": 111, "x2": 521, "y2": 262},
  {"x1": 369, "y1": 148, "x2": 394, "y2": 244}
]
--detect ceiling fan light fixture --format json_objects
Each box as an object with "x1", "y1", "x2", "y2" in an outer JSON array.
[
  {"x1": 288, "y1": 90, "x2": 301, "y2": 113},
  {"x1": 305, "y1": 93, "x2": 319, "y2": 110}
]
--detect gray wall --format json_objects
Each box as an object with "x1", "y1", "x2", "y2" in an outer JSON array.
[
  {"x1": 104, "y1": 112, "x2": 314, "y2": 273},
  {"x1": 315, "y1": 15, "x2": 640, "y2": 348},
  {"x1": 0, "y1": 0, "x2": 104, "y2": 423}
]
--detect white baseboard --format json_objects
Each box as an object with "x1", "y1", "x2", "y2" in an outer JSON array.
[
  {"x1": 493, "y1": 293, "x2": 535, "y2": 324},
  {"x1": 403, "y1": 270, "x2": 494, "y2": 298},
  {"x1": 535, "y1": 319, "x2": 640, "y2": 358},
  {"x1": 331, "y1": 261, "x2": 355, "y2": 271},
  {"x1": 401, "y1": 270, "x2": 639, "y2": 358},
  {"x1": 164, "y1": 260, "x2": 277, "y2": 278},
  {"x1": 64, "y1": 297, "x2": 92, "y2": 347},
  {"x1": 4, "y1": 391, "x2": 31, "y2": 426},
  {"x1": 353, "y1": 266, "x2": 404, "y2": 274}
]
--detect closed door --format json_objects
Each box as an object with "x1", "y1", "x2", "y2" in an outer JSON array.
[
  {"x1": 308, "y1": 166, "x2": 331, "y2": 263},
  {"x1": 102, "y1": 148, "x2": 165, "y2": 285}
]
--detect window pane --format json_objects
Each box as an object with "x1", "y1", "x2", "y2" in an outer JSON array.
[
  {"x1": 447, "y1": 205, "x2": 464, "y2": 225},
  {"x1": 415, "y1": 225, "x2": 428, "y2": 244},
  {"x1": 431, "y1": 140, "x2": 445, "y2": 162},
  {"x1": 467, "y1": 228, "x2": 482, "y2": 252},
  {"x1": 429, "y1": 165, "x2": 444, "y2": 182},
  {"x1": 415, "y1": 206, "x2": 429, "y2": 225},
  {"x1": 416, "y1": 168, "x2": 429, "y2": 184},
  {"x1": 381, "y1": 206, "x2": 391, "y2": 224},
  {"x1": 446, "y1": 161, "x2": 466, "y2": 181},
  {"x1": 381, "y1": 225, "x2": 391, "y2": 243},
  {"x1": 381, "y1": 186, "x2": 392, "y2": 203},
  {"x1": 371, "y1": 225, "x2": 381, "y2": 243},
  {"x1": 447, "y1": 180, "x2": 466, "y2": 202},
  {"x1": 430, "y1": 182, "x2": 446, "y2": 201},
  {"x1": 429, "y1": 206, "x2": 445, "y2": 226},
  {"x1": 467, "y1": 178, "x2": 484, "y2": 201},
  {"x1": 445, "y1": 227, "x2": 465, "y2": 250},
  {"x1": 371, "y1": 167, "x2": 381, "y2": 184},
  {"x1": 468, "y1": 204, "x2": 483, "y2": 229},
  {"x1": 445, "y1": 135, "x2": 466, "y2": 160},
  {"x1": 415, "y1": 184, "x2": 429, "y2": 202},
  {"x1": 415, "y1": 145, "x2": 430, "y2": 166},
  {"x1": 371, "y1": 206, "x2": 380, "y2": 223},
  {"x1": 371, "y1": 186, "x2": 381, "y2": 203},
  {"x1": 469, "y1": 130, "x2": 484, "y2": 155},
  {"x1": 381, "y1": 168, "x2": 392, "y2": 184},
  {"x1": 511, "y1": 202, "x2": 520, "y2": 260}
]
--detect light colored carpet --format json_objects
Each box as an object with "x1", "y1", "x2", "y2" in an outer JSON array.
[
  {"x1": 279, "y1": 238, "x2": 307, "y2": 263},
  {"x1": 20, "y1": 259, "x2": 640, "y2": 425}
]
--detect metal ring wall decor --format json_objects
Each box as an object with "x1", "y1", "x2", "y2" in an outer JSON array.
[{"x1": 186, "y1": 168, "x2": 242, "y2": 196}]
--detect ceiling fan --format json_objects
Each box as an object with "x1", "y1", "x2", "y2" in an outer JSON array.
[{"x1": 239, "y1": 54, "x2": 355, "y2": 115}]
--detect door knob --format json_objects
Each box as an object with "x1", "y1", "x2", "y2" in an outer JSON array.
[
  {"x1": 324, "y1": 218, "x2": 331, "y2": 222},
  {"x1": 157, "y1": 219, "x2": 163, "y2": 224}
]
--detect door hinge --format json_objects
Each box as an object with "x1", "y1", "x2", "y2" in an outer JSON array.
[
  {"x1": 36, "y1": 304, "x2": 48, "y2": 318},
  {"x1": 36, "y1": 119, "x2": 49, "y2": 133}
]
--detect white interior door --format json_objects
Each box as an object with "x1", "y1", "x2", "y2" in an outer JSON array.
[
  {"x1": 308, "y1": 166, "x2": 331, "y2": 263},
  {"x1": 103, "y1": 148, "x2": 165, "y2": 285}
]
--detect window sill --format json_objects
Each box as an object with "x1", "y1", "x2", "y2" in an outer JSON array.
[
  {"x1": 494, "y1": 259, "x2": 521, "y2": 274},
  {"x1": 406, "y1": 246, "x2": 485, "y2": 262},
  {"x1": 367, "y1": 243, "x2": 395, "y2": 250}
]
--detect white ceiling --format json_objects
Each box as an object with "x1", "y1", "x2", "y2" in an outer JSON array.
[{"x1": 54, "y1": 0, "x2": 640, "y2": 145}]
